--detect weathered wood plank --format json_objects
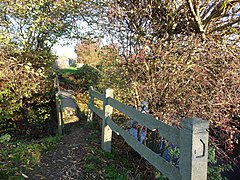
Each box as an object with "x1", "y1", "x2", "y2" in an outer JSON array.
[
  {"x1": 55, "y1": 93, "x2": 63, "y2": 135},
  {"x1": 106, "y1": 117, "x2": 181, "y2": 180},
  {"x1": 89, "y1": 103, "x2": 104, "y2": 119},
  {"x1": 101, "y1": 89, "x2": 114, "y2": 152},
  {"x1": 107, "y1": 97, "x2": 180, "y2": 146},
  {"x1": 87, "y1": 88, "x2": 94, "y2": 122},
  {"x1": 90, "y1": 89, "x2": 104, "y2": 101}
]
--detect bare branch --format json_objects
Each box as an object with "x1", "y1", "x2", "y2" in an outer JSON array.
[
  {"x1": 210, "y1": 16, "x2": 240, "y2": 33},
  {"x1": 186, "y1": 0, "x2": 206, "y2": 40}
]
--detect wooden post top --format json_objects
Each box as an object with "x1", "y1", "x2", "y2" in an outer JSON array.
[{"x1": 181, "y1": 118, "x2": 209, "y2": 132}]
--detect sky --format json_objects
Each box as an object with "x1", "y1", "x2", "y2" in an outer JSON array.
[
  {"x1": 52, "y1": 42, "x2": 77, "y2": 59},
  {"x1": 52, "y1": 20, "x2": 95, "y2": 60},
  {"x1": 52, "y1": 35, "x2": 112, "y2": 60}
]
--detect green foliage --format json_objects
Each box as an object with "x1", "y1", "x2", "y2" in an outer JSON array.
[
  {"x1": 57, "y1": 67, "x2": 79, "y2": 75},
  {"x1": 0, "y1": 135, "x2": 61, "y2": 179},
  {"x1": 85, "y1": 156, "x2": 101, "y2": 164},
  {"x1": 0, "y1": 50, "x2": 57, "y2": 137},
  {"x1": 83, "y1": 164, "x2": 97, "y2": 173},
  {"x1": 155, "y1": 171, "x2": 168, "y2": 180},
  {"x1": 0, "y1": 134, "x2": 11, "y2": 144},
  {"x1": 80, "y1": 145, "x2": 133, "y2": 178},
  {"x1": 0, "y1": 0, "x2": 100, "y2": 51},
  {"x1": 168, "y1": 147, "x2": 180, "y2": 159},
  {"x1": 104, "y1": 165, "x2": 127, "y2": 179},
  {"x1": 103, "y1": 152, "x2": 116, "y2": 159},
  {"x1": 59, "y1": 65, "x2": 102, "y2": 92},
  {"x1": 208, "y1": 148, "x2": 217, "y2": 164},
  {"x1": 96, "y1": 45, "x2": 132, "y2": 104},
  {"x1": 207, "y1": 148, "x2": 232, "y2": 180}
]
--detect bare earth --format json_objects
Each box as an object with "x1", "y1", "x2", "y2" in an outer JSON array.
[
  {"x1": 25, "y1": 87, "x2": 91, "y2": 180},
  {"x1": 25, "y1": 121, "x2": 91, "y2": 180}
]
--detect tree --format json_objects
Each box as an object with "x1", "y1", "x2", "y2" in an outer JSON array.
[
  {"x1": 106, "y1": 0, "x2": 239, "y2": 43},
  {"x1": 75, "y1": 39, "x2": 100, "y2": 65},
  {"x1": 98, "y1": 0, "x2": 240, "y2": 163},
  {"x1": 0, "y1": 0, "x2": 101, "y2": 52}
]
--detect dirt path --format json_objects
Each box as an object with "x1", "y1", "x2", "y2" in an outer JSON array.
[
  {"x1": 24, "y1": 77, "x2": 157, "y2": 179},
  {"x1": 25, "y1": 121, "x2": 91, "y2": 180},
  {"x1": 25, "y1": 83, "x2": 91, "y2": 179}
]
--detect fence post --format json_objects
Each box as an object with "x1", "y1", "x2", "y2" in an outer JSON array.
[
  {"x1": 101, "y1": 88, "x2": 114, "y2": 152},
  {"x1": 57, "y1": 93, "x2": 64, "y2": 135},
  {"x1": 87, "y1": 86, "x2": 94, "y2": 122},
  {"x1": 179, "y1": 118, "x2": 209, "y2": 180},
  {"x1": 55, "y1": 76, "x2": 64, "y2": 135}
]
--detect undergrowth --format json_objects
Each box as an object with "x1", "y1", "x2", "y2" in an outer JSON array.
[
  {"x1": 0, "y1": 134, "x2": 61, "y2": 180},
  {"x1": 84, "y1": 121, "x2": 232, "y2": 179},
  {"x1": 80, "y1": 120, "x2": 157, "y2": 179}
]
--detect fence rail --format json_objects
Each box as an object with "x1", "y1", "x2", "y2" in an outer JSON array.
[
  {"x1": 88, "y1": 87, "x2": 209, "y2": 180},
  {"x1": 54, "y1": 75, "x2": 64, "y2": 134}
]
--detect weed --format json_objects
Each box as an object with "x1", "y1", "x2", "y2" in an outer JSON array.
[
  {"x1": 104, "y1": 152, "x2": 116, "y2": 159},
  {"x1": 104, "y1": 166, "x2": 127, "y2": 179},
  {"x1": 83, "y1": 163, "x2": 96, "y2": 173},
  {"x1": 155, "y1": 171, "x2": 168, "y2": 180},
  {"x1": 0, "y1": 135, "x2": 61, "y2": 179},
  {"x1": 0, "y1": 134, "x2": 11, "y2": 143},
  {"x1": 207, "y1": 148, "x2": 232, "y2": 180},
  {"x1": 85, "y1": 156, "x2": 101, "y2": 164}
]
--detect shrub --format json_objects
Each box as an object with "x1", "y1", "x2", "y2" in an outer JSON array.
[
  {"x1": 100, "y1": 37, "x2": 240, "y2": 162},
  {"x1": 0, "y1": 50, "x2": 57, "y2": 137},
  {"x1": 60, "y1": 65, "x2": 102, "y2": 92}
]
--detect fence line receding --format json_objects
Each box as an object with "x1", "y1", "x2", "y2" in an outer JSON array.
[{"x1": 88, "y1": 87, "x2": 209, "y2": 180}]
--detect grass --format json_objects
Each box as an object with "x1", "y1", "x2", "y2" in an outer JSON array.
[
  {"x1": 79, "y1": 121, "x2": 160, "y2": 179},
  {"x1": 0, "y1": 134, "x2": 61, "y2": 180},
  {"x1": 83, "y1": 163, "x2": 97, "y2": 173},
  {"x1": 57, "y1": 67, "x2": 79, "y2": 75}
]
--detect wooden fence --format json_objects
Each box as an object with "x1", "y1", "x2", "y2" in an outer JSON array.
[
  {"x1": 88, "y1": 87, "x2": 209, "y2": 180},
  {"x1": 54, "y1": 75, "x2": 64, "y2": 134}
]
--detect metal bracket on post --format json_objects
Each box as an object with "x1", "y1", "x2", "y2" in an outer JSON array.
[
  {"x1": 196, "y1": 139, "x2": 206, "y2": 158},
  {"x1": 179, "y1": 118, "x2": 209, "y2": 180}
]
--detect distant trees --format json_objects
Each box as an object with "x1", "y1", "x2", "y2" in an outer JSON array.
[{"x1": 75, "y1": 39, "x2": 100, "y2": 65}]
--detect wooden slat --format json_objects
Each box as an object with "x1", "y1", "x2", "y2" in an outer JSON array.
[
  {"x1": 106, "y1": 117, "x2": 181, "y2": 180},
  {"x1": 108, "y1": 98, "x2": 180, "y2": 146},
  {"x1": 89, "y1": 103, "x2": 104, "y2": 119},
  {"x1": 56, "y1": 76, "x2": 60, "y2": 92},
  {"x1": 90, "y1": 89, "x2": 104, "y2": 101}
]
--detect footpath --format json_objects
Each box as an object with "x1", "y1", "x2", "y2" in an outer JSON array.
[
  {"x1": 25, "y1": 87, "x2": 92, "y2": 179},
  {"x1": 25, "y1": 78, "x2": 157, "y2": 179}
]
